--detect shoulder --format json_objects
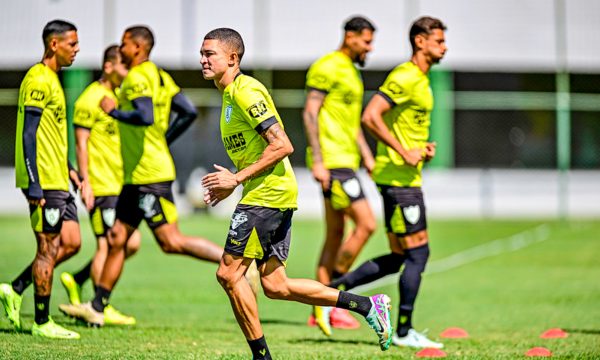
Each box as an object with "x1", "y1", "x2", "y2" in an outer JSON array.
[
  {"x1": 384, "y1": 63, "x2": 421, "y2": 89},
  {"x1": 232, "y1": 75, "x2": 267, "y2": 98},
  {"x1": 308, "y1": 52, "x2": 340, "y2": 73}
]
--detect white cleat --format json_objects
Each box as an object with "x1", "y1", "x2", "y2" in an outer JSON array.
[
  {"x1": 59, "y1": 302, "x2": 104, "y2": 327},
  {"x1": 392, "y1": 329, "x2": 444, "y2": 349}
]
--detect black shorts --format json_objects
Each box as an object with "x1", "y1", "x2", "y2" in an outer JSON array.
[
  {"x1": 25, "y1": 190, "x2": 78, "y2": 233},
  {"x1": 116, "y1": 182, "x2": 178, "y2": 229},
  {"x1": 225, "y1": 204, "x2": 293, "y2": 266},
  {"x1": 89, "y1": 196, "x2": 118, "y2": 237},
  {"x1": 378, "y1": 185, "x2": 427, "y2": 236},
  {"x1": 322, "y1": 168, "x2": 366, "y2": 210}
]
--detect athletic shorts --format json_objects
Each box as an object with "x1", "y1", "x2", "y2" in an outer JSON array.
[
  {"x1": 322, "y1": 168, "x2": 366, "y2": 210},
  {"x1": 25, "y1": 190, "x2": 78, "y2": 233},
  {"x1": 378, "y1": 185, "x2": 427, "y2": 236},
  {"x1": 89, "y1": 196, "x2": 118, "y2": 237},
  {"x1": 116, "y1": 182, "x2": 178, "y2": 230},
  {"x1": 225, "y1": 204, "x2": 293, "y2": 266}
]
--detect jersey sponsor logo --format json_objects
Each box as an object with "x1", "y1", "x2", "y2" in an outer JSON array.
[
  {"x1": 246, "y1": 101, "x2": 268, "y2": 119},
  {"x1": 223, "y1": 132, "x2": 247, "y2": 153},
  {"x1": 403, "y1": 205, "x2": 420, "y2": 225},
  {"x1": 75, "y1": 108, "x2": 92, "y2": 121},
  {"x1": 225, "y1": 104, "x2": 233, "y2": 123},
  {"x1": 342, "y1": 178, "x2": 361, "y2": 198},
  {"x1": 140, "y1": 194, "x2": 157, "y2": 218},
  {"x1": 29, "y1": 89, "x2": 46, "y2": 102},
  {"x1": 414, "y1": 109, "x2": 427, "y2": 125},
  {"x1": 229, "y1": 238, "x2": 241, "y2": 246},
  {"x1": 230, "y1": 211, "x2": 248, "y2": 230},
  {"x1": 386, "y1": 81, "x2": 403, "y2": 95},
  {"x1": 44, "y1": 208, "x2": 60, "y2": 227},
  {"x1": 343, "y1": 91, "x2": 355, "y2": 105},
  {"x1": 129, "y1": 82, "x2": 149, "y2": 95},
  {"x1": 102, "y1": 208, "x2": 116, "y2": 227},
  {"x1": 54, "y1": 105, "x2": 66, "y2": 123},
  {"x1": 105, "y1": 121, "x2": 117, "y2": 135},
  {"x1": 312, "y1": 74, "x2": 328, "y2": 87}
]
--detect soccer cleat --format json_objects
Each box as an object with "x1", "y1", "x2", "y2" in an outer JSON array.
[
  {"x1": 330, "y1": 307, "x2": 360, "y2": 329},
  {"x1": 0, "y1": 283, "x2": 22, "y2": 331},
  {"x1": 59, "y1": 302, "x2": 104, "y2": 327},
  {"x1": 244, "y1": 261, "x2": 261, "y2": 299},
  {"x1": 32, "y1": 316, "x2": 80, "y2": 339},
  {"x1": 392, "y1": 329, "x2": 444, "y2": 349},
  {"x1": 313, "y1": 305, "x2": 333, "y2": 336},
  {"x1": 60, "y1": 272, "x2": 81, "y2": 305},
  {"x1": 104, "y1": 305, "x2": 136, "y2": 325},
  {"x1": 365, "y1": 294, "x2": 393, "y2": 351}
]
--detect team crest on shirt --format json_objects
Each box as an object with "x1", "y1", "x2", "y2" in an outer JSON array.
[
  {"x1": 231, "y1": 212, "x2": 248, "y2": 230},
  {"x1": 44, "y1": 208, "x2": 60, "y2": 227},
  {"x1": 342, "y1": 178, "x2": 361, "y2": 198},
  {"x1": 140, "y1": 194, "x2": 157, "y2": 218},
  {"x1": 102, "y1": 208, "x2": 116, "y2": 227},
  {"x1": 403, "y1": 205, "x2": 420, "y2": 225},
  {"x1": 225, "y1": 104, "x2": 233, "y2": 123}
]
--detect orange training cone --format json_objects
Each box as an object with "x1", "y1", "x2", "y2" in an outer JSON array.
[
  {"x1": 540, "y1": 328, "x2": 568, "y2": 338},
  {"x1": 440, "y1": 327, "x2": 469, "y2": 338},
  {"x1": 526, "y1": 347, "x2": 552, "y2": 357},
  {"x1": 416, "y1": 348, "x2": 447, "y2": 358}
]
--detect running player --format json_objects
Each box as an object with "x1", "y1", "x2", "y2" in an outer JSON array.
[
  {"x1": 0, "y1": 19, "x2": 81, "y2": 339},
  {"x1": 303, "y1": 16, "x2": 377, "y2": 330},
  {"x1": 59, "y1": 25, "x2": 224, "y2": 326},
  {"x1": 329, "y1": 16, "x2": 448, "y2": 349},
  {"x1": 200, "y1": 28, "x2": 393, "y2": 359},
  {"x1": 59, "y1": 45, "x2": 141, "y2": 326}
]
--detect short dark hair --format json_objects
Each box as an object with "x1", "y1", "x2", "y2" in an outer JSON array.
[
  {"x1": 409, "y1": 16, "x2": 446, "y2": 51},
  {"x1": 42, "y1": 19, "x2": 77, "y2": 49},
  {"x1": 204, "y1": 28, "x2": 245, "y2": 62},
  {"x1": 103, "y1": 45, "x2": 120, "y2": 65},
  {"x1": 344, "y1": 16, "x2": 376, "y2": 33},
  {"x1": 125, "y1": 25, "x2": 155, "y2": 52}
]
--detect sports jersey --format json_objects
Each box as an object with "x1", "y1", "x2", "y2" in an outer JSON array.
[
  {"x1": 372, "y1": 61, "x2": 433, "y2": 187},
  {"x1": 220, "y1": 74, "x2": 297, "y2": 209},
  {"x1": 305, "y1": 51, "x2": 363, "y2": 170},
  {"x1": 15, "y1": 63, "x2": 69, "y2": 191},
  {"x1": 118, "y1": 61, "x2": 179, "y2": 184},
  {"x1": 73, "y1": 81, "x2": 122, "y2": 196}
]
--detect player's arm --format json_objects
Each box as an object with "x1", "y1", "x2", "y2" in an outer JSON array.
[
  {"x1": 166, "y1": 92, "x2": 198, "y2": 145},
  {"x1": 74, "y1": 126, "x2": 93, "y2": 210},
  {"x1": 357, "y1": 128, "x2": 375, "y2": 175},
  {"x1": 100, "y1": 96, "x2": 154, "y2": 126},
  {"x1": 302, "y1": 89, "x2": 330, "y2": 189},
  {"x1": 22, "y1": 106, "x2": 44, "y2": 203},
  {"x1": 361, "y1": 94, "x2": 422, "y2": 166}
]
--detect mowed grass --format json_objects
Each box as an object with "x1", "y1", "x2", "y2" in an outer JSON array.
[{"x1": 0, "y1": 215, "x2": 599, "y2": 359}]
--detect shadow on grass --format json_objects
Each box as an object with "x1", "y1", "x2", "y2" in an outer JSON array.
[
  {"x1": 288, "y1": 337, "x2": 375, "y2": 346},
  {"x1": 563, "y1": 328, "x2": 600, "y2": 335},
  {"x1": 260, "y1": 318, "x2": 306, "y2": 326},
  {"x1": 0, "y1": 328, "x2": 30, "y2": 335}
]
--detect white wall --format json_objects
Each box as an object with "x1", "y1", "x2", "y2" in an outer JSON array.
[{"x1": 0, "y1": 0, "x2": 598, "y2": 71}]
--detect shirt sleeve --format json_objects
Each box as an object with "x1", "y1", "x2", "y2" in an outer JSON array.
[
  {"x1": 377, "y1": 70, "x2": 413, "y2": 107},
  {"x1": 234, "y1": 82, "x2": 279, "y2": 133},
  {"x1": 121, "y1": 69, "x2": 152, "y2": 103},
  {"x1": 306, "y1": 60, "x2": 335, "y2": 93},
  {"x1": 73, "y1": 98, "x2": 96, "y2": 129},
  {"x1": 22, "y1": 76, "x2": 51, "y2": 109}
]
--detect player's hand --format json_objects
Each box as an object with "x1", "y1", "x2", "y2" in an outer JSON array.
[
  {"x1": 312, "y1": 162, "x2": 330, "y2": 191},
  {"x1": 203, "y1": 187, "x2": 235, "y2": 207},
  {"x1": 27, "y1": 197, "x2": 46, "y2": 207},
  {"x1": 69, "y1": 168, "x2": 83, "y2": 190},
  {"x1": 424, "y1": 142, "x2": 437, "y2": 162},
  {"x1": 100, "y1": 96, "x2": 116, "y2": 114},
  {"x1": 81, "y1": 180, "x2": 95, "y2": 211},
  {"x1": 363, "y1": 156, "x2": 375, "y2": 177},
  {"x1": 402, "y1": 148, "x2": 423, "y2": 167}
]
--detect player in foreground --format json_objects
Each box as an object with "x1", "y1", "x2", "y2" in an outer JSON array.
[
  {"x1": 60, "y1": 25, "x2": 228, "y2": 327},
  {"x1": 199, "y1": 27, "x2": 393, "y2": 359},
  {"x1": 1, "y1": 19, "x2": 81, "y2": 339},
  {"x1": 59, "y1": 45, "x2": 141, "y2": 326},
  {"x1": 303, "y1": 15, "x2": 378, "y2": 331},
  {"x1": 328, "y1": 16, "x2": 448, "y2": 349}
]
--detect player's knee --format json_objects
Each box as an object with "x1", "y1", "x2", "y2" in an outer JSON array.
[
  {"x1": 107, "y1": 229, "x2": 127, "y2": 250},
  {"x1": 405, "y1": 244, "x2": 430, "y2": 273},
  {"x1": 261, "y1": 280, "x2": 290, "y2": 300},
  {"x1": 157, "y1": 237, "x2": 183, "y2": 254},
  {"x1": 359, "y1": 217, "x2": 377, "y2": 237},
  {"x1": 215, "y1": 267, "x2": 237, "y2": 291}
]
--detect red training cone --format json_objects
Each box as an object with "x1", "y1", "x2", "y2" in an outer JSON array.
[
  {"x1": 525, "y1": 347, "x2": 552, "y2": 357},
  {"x1": 540, "y1": 328, "x2": 568, "y2": 338},
  {"x1": 440, "y1": 327, "x2": 469, "y2": 338},
  {"x1": 416, "y1": 348, "x2": 447, "y2": 358}
]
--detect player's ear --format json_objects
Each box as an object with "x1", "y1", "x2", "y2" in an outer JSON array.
[
  {"x1": 228, "y1": 52, "x2": 238, "y2": 67},
  {"x1": 103, "y1": 61, "x2": 113, "y2": 74},
  {"x1": 414, "y1": 33, "x2": 427, "y2": 51},
  {"x1": 48, "y1": 36, "x2": 59, "y2": 52}
]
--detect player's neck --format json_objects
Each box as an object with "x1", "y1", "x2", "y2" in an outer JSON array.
[
  {"x1": 41, "y1": 56, "x2": 61, "y2": 73},
  {"x1": 216, "y1": 68, "x2": 240, "y2": 92},
  {"x1": 131, "y1": 56, "x2": 149, "y2": 68},
  {"x1": 411, "y1": 53, "x2": 432, "y2": 74},
  {"x1": 99, "y1": 77, "x2": 115, "y2": 91},
  {"x1": 338, "y1": 46, "x2": 353, "y2": 61}
]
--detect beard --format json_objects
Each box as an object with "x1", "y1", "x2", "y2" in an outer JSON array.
[{"x1": 353, "y1": 54, "x2": 366, "y2": 68}]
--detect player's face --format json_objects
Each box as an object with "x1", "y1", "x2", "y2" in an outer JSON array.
[
  {"x1": 119, "y1": 32, "x2": 137, "y2": 68},
  {"x1": 200, "y1": 39, "x2": 230, "y2": 80},
  {"x1": 422, "y1": 29, "x2": 447, "y2": 64},
  {"x1": 109, "y1": 53, "x2": 128, "y2": 86},
  {"x1": 54, "y1": 31, "x2": 79, "y2": 67},
  {"x1": 348, "y1": 29, "x2": 374, "y2": 67}
]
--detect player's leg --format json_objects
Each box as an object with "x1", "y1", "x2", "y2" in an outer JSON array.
[
  {"x1": 316, "y1": 199, "x2": 345, "y2": 284},
  {"x1": 153, "y1": 223, "x2": 222, "y2": 262}
]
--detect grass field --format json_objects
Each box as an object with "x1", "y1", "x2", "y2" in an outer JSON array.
[{"x1": 0, "y1": 215, "x2": 599, "y2": 359}]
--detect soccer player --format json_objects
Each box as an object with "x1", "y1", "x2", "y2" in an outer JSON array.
[
  {"x1": 200, "y1": 28, "x2": 393, "y2": 359},
  {"x1": 328, "y1": 16, "x2": 448, "y2": 349},
  {"x1": 0, "y1": 19, "x2": 81, "y2": 339},
  {"x1": 59, "y1": 45, "x2": 141, "y2": 326},
  {"x1": 59, "y1": 25, "x2": 224, "y2": 326},
  {"x1": 303, "y1": 16, "x2": 377, "y2": 331}
]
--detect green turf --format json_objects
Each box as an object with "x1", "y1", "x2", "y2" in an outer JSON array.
[{"x1": 0, "y1": 215, "x2": 599, "y2": 359}]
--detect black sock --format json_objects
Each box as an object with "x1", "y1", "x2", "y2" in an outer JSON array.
[
  {"x1": 330, "y1": 270, "x2": 344, "y2": 282},
  {"x1": 335, "y1": 290, "x2": 372, "y2": 317},
  {"x1": 397, "y1": 244, "x2": 429, "y2": 337},
  {"x1": 247, "y1": 336, "x2": 271, "y2": 360},
  {"x1": 11, "y1": 264, "x2": 33, "y2": 295},
  {"x1": 329, "y1": 253, "x2": 405, "y2": 291},
  {"x1": 91, "y1": 286, "x2": 111, "y2": 312},
  {"x1": 73, "y1": 260, "x2": 92, "y2": 286},
  {"x1": 34, "y1": 294, "x2": 50, "y2": 325}
]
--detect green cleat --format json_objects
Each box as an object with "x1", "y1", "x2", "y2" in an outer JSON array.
[
  {"x1": 60, "y1": 272, "x2": 81, "y2": 305},
  {"x1": 0, "y1": 283, "x2": 22, "y2": 331},
  {"x1": 32, "y1": 316, "x2": 80, "y2": 339},
  {"x1": 104, "y1": 305, "x2": 136, "y2": 325},
  {"x1": 313, "y1": 305, "x2": 333, "y2": 337},
  {"x1": 365, "y1": 294, "x2": 393, "y2": 351}
]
